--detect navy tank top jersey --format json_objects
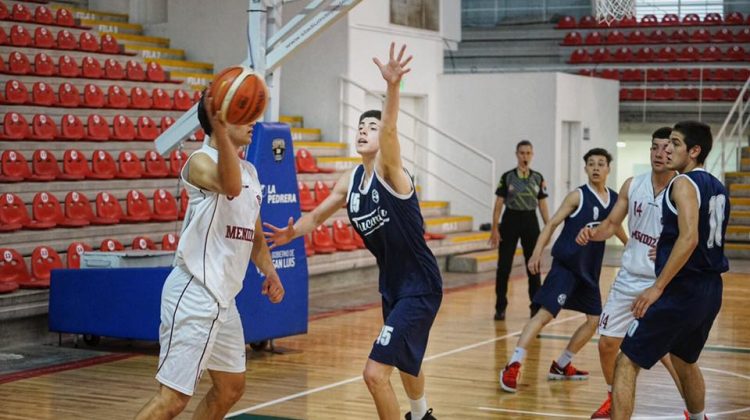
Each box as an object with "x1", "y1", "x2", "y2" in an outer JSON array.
[
  {"x1": 656, "y1": 169, "x2": 729, "y2": 280},
  {"x1": 551, "y1": 184, "x2": 618, "y2": 286},
  {"x1": 346, "y1": 165, "x2": 442, "y2": 300}
]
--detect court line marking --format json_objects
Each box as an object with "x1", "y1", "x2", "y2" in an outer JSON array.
[
  {"x1": 227, "y1": 313, "x2": 585, "y2": 416},
  {"x1": 537, "y1": 334, "x2": 750, "y2": 354}
]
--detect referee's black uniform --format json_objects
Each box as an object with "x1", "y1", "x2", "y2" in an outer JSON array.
[{"x1": 495, "y1": 169, "x2": 548, "y2": 317}]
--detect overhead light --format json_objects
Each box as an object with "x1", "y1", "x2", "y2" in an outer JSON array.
[{"x1": 616, "y1": 141, "x2": 626, "y2": 148}]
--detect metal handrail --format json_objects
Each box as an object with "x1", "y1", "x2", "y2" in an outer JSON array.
[
  {"x1": 339, "y1": 76, "x2": 496, "y2": 211},
  {"x1": 709, "y1": 75, "x2": 750, "y2": 180}
]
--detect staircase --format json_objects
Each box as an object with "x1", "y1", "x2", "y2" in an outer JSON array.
[{"x1": 725, "y1": 148, "x2": 750, "y2": 258}]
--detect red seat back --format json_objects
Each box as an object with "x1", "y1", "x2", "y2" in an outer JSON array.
[
  {"x1": 578, "y1": 15, "x2": 596, "y2": 28},
  {"x1": 34, "y1": 53, "x2": 56, "y2": 76},
  {"x1": 0, "y1": 150, "x2": 30, "y2": 181},
  {"x1": 295, "y1": 149, "x2": 319, "y2": 173},
  {"x1": 669, "y1": 28, "x2": 689, "y2": 43},
  {"x1": 64, "y1": 192, "x2": 94, "y2": 225},
  {"x1": 86, "y1": 114, "x2": 110, "y2": 141},
  {"x1": 569, "y1": 48, "x2": 590, "y2": 64},
  {"x1": 701, "y1": 46, "x2": 722, "y2": 61},
  {"x1": 161, "y1": 234, "x2": 179, "y2": 251},
  {"x1": 132, "y1": 236, "x2": 156, "y2": 250},
  {"x1": 584, "y1": 31, "x2": 602, "y2": 45},
  {"x1": 604, "y1": 30, "x2": 624, "y2": 44},
  {"x1": 152, "y1": 88, "x2": 172, "y2": 109},
  {"x1": 125, "y1": 60, "x2": 146, "y2": 81},
  {"x1": 170, "y1": 150, "x2": 188, "y2": 177},
  {"x1": 726, "y1": 45, "x2": 745, "y2": 61},
  {"x1": 61, "y1": 150, "x2": 89, "y2": 179},
  {"x1": 677, "y1": 46, "x2": 700, "y2": 62},
  {"x1": 0, "y1": 248, "x2": 31, "y2": 283},
  {"x1": 130, "y1": 87, "x2": 152, "y2": 109},
  {"x1": 713, "y1": 28, "x2": 733, "y2": 43},
  {"x1": 726, "y1": 11, "x2": 744, "y2": 25},
  {"x1": 100, "y1": 33, "x2": 119, "y2": 54},
  {"x1": 0, "y1": 2, "x2": 6, "y2": 20},
  {"x1": 656, "y1": 46, "x2": 677, "y2": 62},
  {"x1": 10, "y1": 3, "x2": 31, "y2": 21},
  {"x1": 304, "y1": 233, "x2": 314, "y2": 256},
  {"x1": 91, "y1": 150, "x2": 117, "y2": 179},
  {"x1": 153, "y1": 189, "x2": 178, "y2": 220},
  {"x1": 312, "y1": 224, "x2": 336, "y2": 253},
  {"x1": 622, "y1": 68, "x2": 644, "y2": 82},
  {"x1": 173, "y1": 89, "x2": 192, "y2": 110},
  {"x1": 126, "y1": 190, "x2": 152, "y2": 219},
  {"x1": 612, "y1": 47, "x2": 632, "y2": 62},
  {"x1": 56, "y1": 29, "x2": 77, "y2": 50},
  {"x1": 298, "y1": 182, "x2": 315, "y2": 211},
  {"x1": 118, "y1": 150, "x2": 143, "y2": 178},
  {"x1": 661, "y1": 13, "x2": 679, "y2": 26},
  {"x1": 4, "y1": 79, "x2": 28, "y2": 104},
  {"x1": 96, "y1": 192, "x2": 123, "y2": 221},
  {"x1": 58, "y1": 55, "x2": 80, "y2": 77},
  {"x1": 104, "y1": 58, "x2": 125, "y2": 80},
  {"x1": 689, "y1": 28, "x2": 709, "y2": 43},
  {"x1": 79, "y1": 31, "x2": 100, "y2": 52},
  {"x1": 60, "y1": 114, "x2": 84, "y2": 140},
  {"x1": 648, "y1": 29, "x2": 667, "y2": 43},
  {"x1": 332, "y1": 219, "x2": 356, "y2": 250},
  {"x1": 0, "y1": 193, "x2": 30, "y2": 228},
  {"x1": 555, "y1": 16, "x2": 576, "y2": 29},
  {"x1": 107, "y1": 85, "x2": 129, "y2": 109},
  {"x1": 8, "y1": 51, "x2": 30, "y2": 75},
  {"x1": 146, "y1": 61, "x2": 166, "y2": 82},
  {"x1": 34, "y1": 5, "x2": 54, "y2": 24},
  {"x1": 144, "y1": 150, "x2": 168, "y2": 177},
  {"x1": 32, "y1": 192, "x2": 63, "y2": 226},
  {"x1": 2, "y1": 112, "x2": 29, "y2": 139},
  {"x1": 56, "y1": 8, "x2": 75, "y2": 26},
  {"x1": 31, "y1": 246, "x2": 63, "y2": 282},
  {"x1": 9, "y1": 25, "x2": 32, "y2": 47},
  {"x1": 83, "y1": 83, "x2": 105, "y2": 108},
  {"x1": 634, "y1": 47, "x2": 654, "y2": 62},
  {"x1": 100, "y1": 238, "x2": 124, "y2": 252},
  {"x1": 136, "y1": 116, "x2": 159, "y2": 141},
  {"x1": 30, "y1": 114, "x2": 58, "y2": 141},
  {"x1": 66, "y1": 241, "x2": 93, "y2": 269},
  {"x1": 58, "y1": 82, "x2": 81, "y2": 107},
  {"x1": 626, "y1": 30, "x2": 645, "y2": 44},
  {"x1": 160, "y1": 116, "x2": 175, "y2": 132},
  {"x1": 82, "y1": 56, "x2": 102, "y2": 79},
  {"x1": 703, "y1": 12, "x2": 722, "y2": 25},
  {"x1": 33, "y1": 26, "x2": 54, "y2": 48},
  {"x1": 112, "y1": 114, "x2": 135, "y2": 140},
  {"x1": 31, "y1": 82, "x2": 56, "y2": 107},
  {"x1": 30, "y1": 150, "x2": 59, "y2": 179},
  {"x1": 314, "y1": 181, "x2": 331, "y2": 203}
]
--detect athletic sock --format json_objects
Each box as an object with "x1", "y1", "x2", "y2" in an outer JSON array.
[
  {"x1": 509, "y1": 347, "x2": 526, "y2": 365},
  {"x1": 409, "y1": 396, "x2": 428, "y2": 419},
  {"x1": 688, "y1": 410, "x2": 705, "y2": 420},
  {"x1": 556, "y1": 349, "x2": 575, "y2": 367},
  {"x1": 607, "y1": 384, "x2": 612, "y2": 394}
]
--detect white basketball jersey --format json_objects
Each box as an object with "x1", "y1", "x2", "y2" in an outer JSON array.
[
  {"x1": 174, "y1": 141, "x2": 262, "y2": 307},
  {"x1": 613, "y1": 172, "x2": 665, "y2": 295}
]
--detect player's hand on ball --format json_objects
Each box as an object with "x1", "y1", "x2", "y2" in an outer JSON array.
[
  {"x1": 527, "y1": 253, "x2": 542, "y2": 275},
  {"x1": 204, "y1": 87, "x2": 228, "y2": 137},
  {"x1": 262, "y1": 272, "x2": 284, "y2": 303},
  {"x1": 263, "y1": 217, "x2": 295, "y2": 250},
  {"x1": 631, "y1": 285, "x2": 662, "y2": 319},
  {"x1": 489, "y1": 230, "x2": 501, "y2": 248},
  {"x1": 373, "y1": 42, "x2": 412, "y2": 85},
  {"x1": 576, "y1": 227, "x2": 593, "y2": 245}
]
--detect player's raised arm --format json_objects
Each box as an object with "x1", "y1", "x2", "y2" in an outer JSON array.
[
  {"x1": 264, "y1": 170, "x2": 351, "y2": 249},
  {"x1": 373, "y1": 42, "x2": 413, "y2": 195},
  {"x1": 527, "y1": 190, "x2": 581, "y2": 274},
  {"x1": 576, "y1": 177, "x2": 632, "y2": 245}
]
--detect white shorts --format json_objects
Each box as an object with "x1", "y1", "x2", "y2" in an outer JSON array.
[
  {"x1": 155, "y1": 265, "x2": 246, "y2": 396},
  {"x1": 598, "y1": 288, "x2": 637, "y2": 338}
]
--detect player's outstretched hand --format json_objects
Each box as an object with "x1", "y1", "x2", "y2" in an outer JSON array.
[
  {"x1": 489, "y1": 230, "x2": 501, "y2": 248},
  {"x1": 262, "y1": 271, "x2": 284, "y2": 303},
  {"x1": 576, "y1": 227, "x2": 593, "y2": 246},
  {"x1": 527, "y1": 253, "x2": 542, "y2": 275},
  {"x1": 263, "y1": 217, "x2": 295, "y2": 250},
  {"x1": 373, "y1": 42, "x2": 412, "y2": 85},
  {"x1": 631, "y1": 285, "x2": 662, "y2": 319}
]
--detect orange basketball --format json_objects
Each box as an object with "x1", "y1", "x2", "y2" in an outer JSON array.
[{"x1": 209, "y1": 65, "x2": 268, "y2": 125}]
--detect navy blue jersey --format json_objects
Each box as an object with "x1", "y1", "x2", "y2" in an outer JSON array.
[
  {"x1": 346, "y1": 165, "x2": 442, "y2": 300},
  {"x1": 551, "y1": 184, "x2": 618, "y2": 286},
  {"x1": 656, "y1": 169, "x2": 729, "y2": 279}
]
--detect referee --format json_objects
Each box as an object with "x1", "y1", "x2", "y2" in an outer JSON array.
[{"x1": 489, "y1": 140, "x2": 549, "y2": 320}]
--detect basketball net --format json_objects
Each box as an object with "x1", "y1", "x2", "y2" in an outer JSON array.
[{"x1": 595, "y1": 0, "x2": 636, "y2": 26}]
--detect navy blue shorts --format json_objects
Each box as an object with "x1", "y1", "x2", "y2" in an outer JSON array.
[
  {"x1": 368, "y1": 293, "x2": 442, "y2": 377},
  {"x1": 620, "y1": 274, "x2": 722, "y2": 369},
  {"x1": 532, "y1": 259, "x2": 602, "y2": 317}
]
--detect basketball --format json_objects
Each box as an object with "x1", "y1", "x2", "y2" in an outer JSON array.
[{"x1": 209, "y1": 65, "x2": 269, "y2": 125}]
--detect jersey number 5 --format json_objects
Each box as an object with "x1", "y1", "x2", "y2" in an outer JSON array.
[
  {"x1": 377, "y1": 326, "x2": 394, "y2": 346},
  {"x1": 707, "y1": 194, "x2": 726, "y2": 249}
]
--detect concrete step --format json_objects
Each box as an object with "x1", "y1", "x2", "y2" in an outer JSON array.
[
  {"x1": 294, "y1": 141, "x2": 346, "y2": 157},
  {"x1": 731, "y1": 197, "x2": 750, "y2": 211},
  {"x1": 424, "y1": 215, "x2": 473, "y2": 234},
  {"x1": 145, "y1": 58, "x2": 213, "y2": 75},
  {"x1": 291, "y1": 128, "x2": 322, "y2": 142},
  {"x1": 316, "y1": 156, "x2": 361, "y2": 172},
  {"x1": 50, "y1": 4, "x2": 130, "y2": 23},
  {"x1": 741, "y1": 158, "x2": 750, "y2": 172},
  {"x1": 725, "y1": 171, "x2": 750, "y2": 185},
  {"x1": 730, "y1": 184, "x2": 750, "y2": 198},
  {"x1": 730, "y1": 210, "x2": 750, "y2": 225},
  {"x1": 297, "y1": 171, "x2": 343, "y2": 186},
  {"x1": 169, "y1": 71, "x2": 212, "y2": 91},
  {"x1": 280, "y1": 115, "x2": 304, "y2": 128},
  {"x1": 106, "y1": 32, "x2": 170, "y2": 49},
  {"x1": 726, "y1": 242, "x2": 750, "y2": 259},
  {"x1": 447, "y1": 247, "x2": 528, "y2": 273},
  {"x1": 420, "y1": 200, "x2": 450, "y2": 218},
  {"x1": 727, "y1": 225, "x2": 750, "y2": 242},
  {"x1": 741, "y1": 146, "x2": 750, "y2": 159},
  {"x1": 81, "y1": 19, "x2": 143, "y2": 35},
  {"x1": 124, "y1": 45, "x2": 186, "y2": 61}
]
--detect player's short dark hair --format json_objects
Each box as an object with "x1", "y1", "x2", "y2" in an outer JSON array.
[
  {"x1": 673, "y1": 121, "x2": 713, "y2": 164},
  {"x1": 197, "y1": 89, "x2": 212, "y2": 137},
  {"x1": 583, "y1": 148, "x2": 612, "y2": 165},
  {"x1": 359, "y1": 110, "x2": 381, "y2": 124},
  {"x1": 516, "y1": 140, "x2": 533, "y2": 151},
  {"x1": 652, "y1": 127, "x2": 671, "y2": 140}
]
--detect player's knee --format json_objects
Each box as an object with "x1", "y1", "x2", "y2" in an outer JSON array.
[
  {"x1": 585, "y1": 315, "x2": 599, "y2": 328},
  {"x1": 599, "y1": 336, "x2": 619, "y2": 354},
  {"x1": 533, "y1": 308, "x2": 554, "y2": 326},
  {"x1": 215, "y1": 376, "x2": 246, "y2": 405},
  {"x1": 157, "y1": 386, "x2": 190, "y2": 415},
  {"x1": 363, "y1": 365, "x2": 389, "y2": 391}
]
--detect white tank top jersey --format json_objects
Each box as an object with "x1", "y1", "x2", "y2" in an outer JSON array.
[
  {"x1": 613, "y1": 172, "x2": 666, "y2": 295},
  {"x1": 174, "y1": 140, "x2": 263, "y2": 308}
]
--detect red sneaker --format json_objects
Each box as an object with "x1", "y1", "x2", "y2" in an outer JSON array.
[
  {"x1": 547, "y1": 360, "x2": 589, "y2": 380},
  {"x1": 683, "y1": 410, "x2": 708, "y2": 420},
  {"x1": 500, "y1": 361, "x2": 521, "y2": 393},
  {"x1": 591, "y1": 393, "x2": 611, "y2": 419}
]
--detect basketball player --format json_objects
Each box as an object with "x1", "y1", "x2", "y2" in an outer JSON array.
[
  {"x1": 135, "y1": 89, "x2": 285, "y2": 420},
  {"x1": 265, "y1": 43, "x2": 440, "y2": 420},
  {"x1": 576, "y1": 128, "x2": 684, "y2": 419},
  {"x1": 500, "y1": 148, "x2": 627, "y2": 393},
  {"x1": 612, "y1": 121, "x2": 729, "y2": 420},
  {"x1": 489, "y1": 140, "x2": 550, "y2": 320}
]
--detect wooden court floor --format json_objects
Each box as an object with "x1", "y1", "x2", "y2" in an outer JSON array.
[{"x1": 0, "y1": 266, "x2": 748, "y2": 419}]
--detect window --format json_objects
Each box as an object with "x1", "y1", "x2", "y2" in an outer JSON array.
[{"x1": 635, "y1": 0, "x2": 723, "y2": 19}]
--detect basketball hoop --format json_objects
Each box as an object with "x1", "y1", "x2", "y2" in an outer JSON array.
[{"x1": 595, "y1": 0, "x2": 636, "y2": 26}]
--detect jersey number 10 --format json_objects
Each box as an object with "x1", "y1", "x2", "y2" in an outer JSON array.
[{"x1": 707, "y1": 194, "x2": 726, "y2": 249}]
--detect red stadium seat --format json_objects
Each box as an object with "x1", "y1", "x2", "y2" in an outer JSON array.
[
  {"x1": 58, "y1": 82, "x2": 80, "y2": 108},
  {"x1": 0, "y1": 193, "x2": 31, "y2": 231},
  {"x1": 132, "y1": 236, "x2": 157, "y2": 250},
  {"x1": 686, "y1": 68, "x2": 704, "y2": 82},
  {"x1": 63, "y1": 192, "x2": 94, "y2": 227},
  {"x1": 60, "y1": 149, "x2": 89, "y2": 180},
  {"x1": 30, "y1": 114, "x2": 58, "y2": 141},
  {"x1": 577, "y1": 69, "x2": 593, "y2": 77},
  {"x1": 161, "y1": 233, "x2": 179, "y2": 251},
  {"x1": 130, "y1": 86, "x2": 152, "y2": 109},
  {"x1": 681, "y1": 13, "x2": 700, "y2": 25},
  {"x1": 656, "y1": 46, "x2": 677, "y2": 62},
  {"x1": 669, "y1": 28, "x2": 689, "y2": 43},
  {"x1": 0, "y1": 2, "x2": 6, "y2": 20},
  {"x1": 734, "y1": 68, "x2": 750, "y2": 82},
  {"x1": 117, "y1": 150, "x2": 143, "y2": 179},
  {"x1": 66, "y1": 242, "x2": 93, "y2": 269},
  {"x1": 708, "y1": 68, "x2": 733, "y2": 82},
  {"x1": 28, "y1": 149, "x2": 59, "y2": 181},
  {"x1": 100, "y1": 239, "x2": 125, "y2": 252},
  {"x1": 298, "y1": 182, "x2": 315, "y2": 211},
  {"x1": 303, "y1": 233, "x2": 314, "y2": 257},
  {"x1": 28, "y1": 192, "x2": 61, "y2": 229},
  {"x1": 85, "y1": 114, "x2": 110, "y2": 141},
  {"x1": 31, "y1": 82, "x2": 55, "y2": 107},
  {"x1": 629, "y1": 88, "x2": 646, "y2": 100},
  {"x1": 4, "y1": 79, "x2": 28, "y2": 104},
  {"x1": 9, "y1": 25, "x2": 32, "y2": 47},
  {"x1": 152, "y1": 189, "x2": 178, "y2": 221},
  {"x1": 79, "y1": 32, "x2": 100, "y2": 52},
  {"x1": 33, "y1": 26, "x2": 55, "y2": 48},
  {"x1": 648, "y1": 29, "x2": 667, "y2": 44},
  {"x1": 10, "y1": 3, "x2": 31, "y2": 21},
  {"x1": 597, "y1": 69, "x2": 619, "y2": 80},
  {"x1": 143, "y1": 150, "x2": 169, "y2": 178},
  {"x1": 56, "y1": 8, "x2": 75, "y2": 27},
  {"x1": 723, "y1": 88, "x2": 740, "y2": 101},
  {"x1": 296, "y1": 149, "x2": 334, "y2": 173},
  {"x1": 94, "y1": 192, "x2": 123, "y2": 224},
  {"x1": 555, "y1": 16, "x2": 576, "y2": 29},
  {"x1": 179, "y1": 189, "x2": 188, "y2": 219},
  {"x1": 106, "y1": 85, "x2": 129, "y2": 109},
  {"x1": 32, "y1": 53, "x2": 54, "y2": 77},
  {"x1": 621, "y1": 68, "x2": 644, "y2": 82},
  {"x1": 562, "y1": 32, "x2": 581, "y2": 46},
  {"x1": 0, "y1": 54, "x2": 6, "y2": 73},
  {"x1": 122, "y1": 190, "x2": 152, "y2": 222},
  {"x1": 34, "y1": 5, "x2": 54, "y2": 24},
  {"x1": 112, "y1": 114, "x2": 135, "y2": 141},
  {"x1": 569, "y1": 48, "x2": 591, "y2": 63},
  {"x1": 160, "y1": 116, "x2": 175, "y2": 132},
  {"x1": 312, "y1": 224, "x2": 336, "y2": 254},
  {"x1": 192, "y1": 128, "x2": 205, "y2": 142},
  {"x1": 661, "y1": 13, "x2": 679, "y2": 26},
  {"x1": 135, "y1": 116, "x2": 159, "y2": 141},
  {"x1": 60, "y1": 114, "x2": 84, "y2": 140},
  {"x1": 646, "y1": 68, "x2": 663, "y2": 82},
  {"x1": 8, "y1": 51, "x2": 30, "y2": 75},
  {"x1": 640, "y1": 14, "x2": 658, "y2": 26},
  {"x1": 687, "y1": 28, "x2": 708, "y2": 43},
  {"x1": 725, "y1": 45, "x2": 746, "y2": 61},
  {"x1": 82, "y1": 56, "x2": 103, "y2": 79},
  {"x1": 104, "y1": 58, "x2": 125, "y2": 80},
  {"x1": 89, "y1": 149, "x2": 117, "y2": 179},
  {"x1": 169, "y1": 150, "x2": 187, "y2": 177},
  {"x1": 100, "y1": 33, "x2": 119, "y2": 54},
  {"x1": 703, "y1": 12, "x2": 722, "y2": 25},
  {"x1": 726, "y1": 11, "x2": 744, "y2": 25},
  {"x1": 1, "y1": 112, "x2": 29, "y2": 140},
  {"x1": 152, "y1": 88, "x2": 172, "y2": 109},
  {"x1": 702, "y1": 88, "x2": 723, "y2": 101},
  {"x1": 626, "y1": 30, "x2": 645, "y2": 44},
  {"x1": 56, "y1": 29, "x2": 77, "y2": 50},
  {"x1": 0, "y1": 150, "x2": 30, "y2": 182},
  {"x1": 677, "y1": 46, "x2": 700, "y2": 62},
  {"x1": 125, "y1": 60, "x2": 146, "y2": 81},
  {"x1": 699, "y1": 46, "x2": 722, "y2": 62},
  {"x1": 332, "y1": 220, "x2": 356, "y2": 251},
  {"x1": 58, "y1": 55, "x2": 80, "y2": 77},
  {"x1": 713, "y1": 28, "x2": 734, "y2": 43},
  {"x1": 578, "y1": 15, "x2": 596, "y2": 29},
  {"x1": 22, "y1": 246, "x2": 62, "y2": 288},
  {"x1": 605, "y1": 30, "x2": 625, "y2": 44},
  {"x1": 736, "y1": 28, "x2": 750, "y2": 43},
  {"x1": 0, "y1": 248, "x2": 30, "y2": 287},
  {"x1": 614, "y1": 15, "x2": 637, "y2": 28},
  {"x1": 584, "y1": 31, "x2": 602, "y2": 45},
  {"x1": 146, "y1": 61, "x2": 166, "y2": 82},
  {"x1": 649, "y1": 87, "x2": 676, "y2": 101},
  {"x1": 633, "y1": 47, "x2": 654, "y2": 62},
  {"x1": 83, "y1": 83, "x2": 105, "y2": 108},
  {"x1": 605, "y1": 47, "x2": 624, "y2": 62},
  {"x1": 314, "y1": 181, "x2": 331, "y2": 204}
]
